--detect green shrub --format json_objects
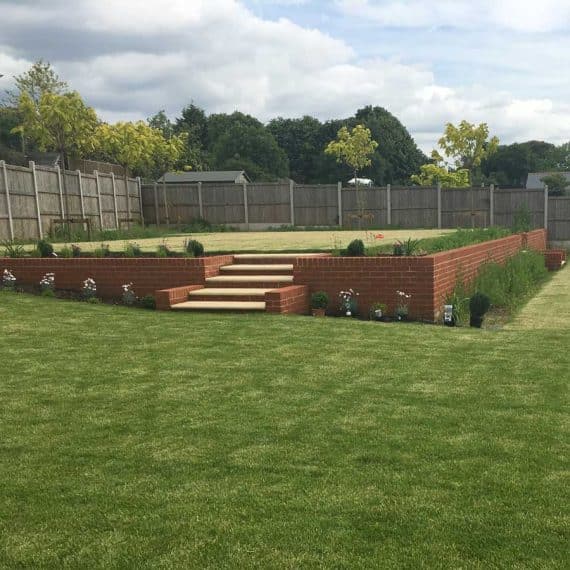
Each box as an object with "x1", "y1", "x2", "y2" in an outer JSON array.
[
  {"x1": 85, "y1": 296, "x2": 101, "y2": 305},
  {"x1": 141, "y1": 295, "x2": 156, "y2": 310},
  {"x1": 185, "y1": 239, "x2": 205, "y2": 258},
  {"x1": 156, "y1": 244, "x2": 172, "y2": 258},
  {"x1": 513, "y1": 205, "x2": 532, "y2": 233},
  {"x1": 445, "y1": 278, "x2": 471, "y2": 326},
  {"x1": 345, "y1": 239, "x2": 365, "y2": 257},
  {"x1": 93, "y1": 244, "x2": 111, "y2": 258},
  {"x1": 124, "y1": 243, "x2": 143, "y2": 257},
  {"x1": 59, "y1": 246, "x2": 73, "y2": 258},
  {"x1": 310, "y1": 291, "x2": 329, "y2": 309},
  {"x1": 469, "y1": 292, "x2": 491, "y2": 318},
  {"x1": 72, "y1": 244, "x2": 82, "y2": 258},
  {"x1": 40, "y1": 289, "x2": 55, "y2": 298},
  {"x1": 37, "y1": 239, "x2": 54, "y2": 257},
  {"x1": 1, "y1": 240, "x2": 26, "y2": 258}
]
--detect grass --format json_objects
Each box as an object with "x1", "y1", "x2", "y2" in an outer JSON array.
[
  {"x1": 0, "y1": 271, "x2": 568, "y2": 568},
  {"x1": 22, "y1": 228, "x2": 453, "y2": 255}
]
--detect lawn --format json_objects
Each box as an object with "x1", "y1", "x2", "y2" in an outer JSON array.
[
  {"x1": 45, "y1": 228, "x2": 453, "y2": 254},
  {"x1": 0, "y1": 271, "x2": 568, "y2": 568}
]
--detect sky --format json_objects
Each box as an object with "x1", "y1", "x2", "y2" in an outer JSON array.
[{"x1": 0, "y1": 0, "x2": 569, "y2": 153}]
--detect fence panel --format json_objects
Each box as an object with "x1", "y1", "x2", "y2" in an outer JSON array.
[
  {"x1": 247, "y1": 183, "x2": 290, "y2": 224},
  {"x1": 390, "y1": 186, "x2": 438, "y2": 228},
  {"x1": 494, "y1": 188, "x2": 544, "y2": 229},
  {"x1": 548, "y1": 197, "x2": 570, "y2": 241},
  {"x1": 442, "y1": 187, "x2": 490, "y2": 228},
  {"x1": 342, "y1": 186, "x2": 387, "y2": 228},
  {"x1": 201, "y1": 184, "x2": 245, "y2": 225},
  {"x1": 294, "y1": 184, "x2": 338, "y2": 226}
]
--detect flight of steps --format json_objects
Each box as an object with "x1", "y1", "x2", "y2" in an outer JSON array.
[{"x1": 171, "y1": 253, "x2": 324, "y2": 312}]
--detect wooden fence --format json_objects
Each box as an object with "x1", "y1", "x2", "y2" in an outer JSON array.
[
  {"x1": 0, "y1": 161, "x2": 143, "y2": 240},
  {"x1": 141, "y1": 181, "x2": 569, "y2": 241}
]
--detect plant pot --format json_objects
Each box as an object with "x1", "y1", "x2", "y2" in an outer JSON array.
[
  {"x1": 312, "y1": 308, "x2": 326, "y2": 317},
  {"x1": 397, "y1": 314, "x2": 408, "y2": 322},
  {"x1": 470, "y1": 315, "x2": 484, "y2": 328},
  {"x1": 373, "y1": 309, "x2": 383, "y2": 321}
]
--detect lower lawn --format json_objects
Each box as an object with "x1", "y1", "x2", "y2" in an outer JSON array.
[
  {"x1": 45, "y1": 228, "x2": 453, "y2": 254},
  {"x1": 0, "y1": 270, "x2": 568, "y2": 568}
]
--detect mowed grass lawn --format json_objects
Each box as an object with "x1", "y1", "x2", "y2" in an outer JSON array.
[
  {"x1": 48, "y1": 228, "x2": 453, "y2": 253},
  {"x1": 0, "y1": 270, "x2": 568, "y2": 568}
]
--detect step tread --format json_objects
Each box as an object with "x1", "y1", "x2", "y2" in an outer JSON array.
[
  {"x1": 189, "y1": 288, "x2": 273, "y2": 297},
  {"x1": 234, "y1": 253, "x2": 329, "y2": 259},
  {"x1": 221, "y1": 264, "x2": 293, "y2": 271},
  {"x1": 206, "y1": 275, "x2": 294, "y2": 283},
  {"x1": 172, "y1": 301, "x2": 266, "y2": 311}
]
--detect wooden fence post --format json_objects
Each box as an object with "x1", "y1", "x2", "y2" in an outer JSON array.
[
  {"x1": 437, "y1": 181, "x2": 442, "y2": 229},
  {"x1": 162, "y1": 179, "x2": 170, "y2": 226},
  {"x1": 55, "y1": 165, "x2": 65, "y2": 219},
  {"x1": 544, "y1": 184, "x2": 548, "y2": 230},
  {"x1": 125, "y1": 174, "x2": 131, "y2": 227},
  {"x1": 243, "y1": 182, "x2": 249, "y2": 226},
  {"x1": 386, "y1": 184, "x2": 392, "y2": 226},
  {"x1": 137, "y1": 177, "x2": 144, "y2": 227},
  {"x1": 77, "y1": 170, "x2": 86, "y2": 220},
  {"x1": 289, "y1": 179, "x2": 295, "y2": 226},
  {"x1": 94, "y1": 170, "x2": 103, "y2": 230},
  {"x1": 111, "y1": 173, "x2": 119, "y2": 229},
  {"x1": 29, "y1": 161, "x2": 43, "y2": 239},
  {"x1": 153, "y1": 182, "x2": 160, "y2": 225},
  {"x1": 489, "y1": 184, "x2": 495, "y2": 227},
  {"x1": 337, "y1": 181, "x2": 342, "y2": 227},
  {"x1": 0, "y1": 160, "x2": 14, "y2": 240},
  {"x1": 198, "y1": 181, "x2": 204, "y2": 219}
]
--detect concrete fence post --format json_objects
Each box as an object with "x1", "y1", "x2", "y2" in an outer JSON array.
[
  {"x1": 77, "y1": 170, "x2": 86, "y2": 220},
  {"x1": 437, "y1": 181, "x2": 442, "y2": 229},
  {"x1": 29, "y1": 161, "x2": 43, "y2": 239},
  {"x1": 137, "y1": 177, "x2": 144, "y2": 227},
  {"x1": 162, "y1": 179, "x2": 170, "y2": 226},
  {"x1": 489, "y1": 184, "x2": 495, "y2": 227},
  {"x1": 0, "y1": 160, "x2": 14, "y2": 240},
  {"x1": 198, "y1": 181, "x2": 204, "y2": 219},
  {"x1": 153, "y1": 182, "x2": 160, "y2": 225},
  {"x1": 125, "y1": 175, "x2": 131, "y2": 226},
  {"x1": 386, "y1": 184, "x2": 392, "y2": 226},
  {"x1": 544, "y1": 184, "x2": 548, "y2": 230},
  {"x1": 55, "y1": 165, "x2": 65, "y2": 219},
  {"x1": 243, "y1": 182, "x2": 249, "y2": 226},
  {"x1": 94, "y1": 170, "x2": 104, "y2": 230},
  {"x1": 337, "y1": 181, "x2": 342, "y2": 227},
  {"x1": 111, "y1": 172, "x2": 119, "y2": 229},
  {"x1": 289, "y1": 179, "x2": 295, "y2": 226}
]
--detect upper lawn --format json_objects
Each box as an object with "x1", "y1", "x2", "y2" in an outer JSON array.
[
  {"x1": 39, "y1": 228, "x2": 453, "y2": 254},
  {"x1": 0, "y1": 270, "x2": 568, "y2": 568}
]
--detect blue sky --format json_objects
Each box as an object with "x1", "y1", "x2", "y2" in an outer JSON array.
[{"x1": 1, "y1": 0, "x2": 569, "y2": 152}]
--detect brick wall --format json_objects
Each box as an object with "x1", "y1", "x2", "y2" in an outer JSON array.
[
  {"x1": 543, "y1": 249, "x2": 566, "y2": 271},
  {"x1": 1, "y1": 256, "x2": 233, "y2": 299},
  {"x1": 265, "y1": 285, "x2": 309, "y2": 314},
  {"x1": 293, "y1": 230, "x2": 547, "y2": 322}
]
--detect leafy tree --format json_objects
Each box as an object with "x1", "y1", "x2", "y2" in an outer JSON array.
[
  {"x1": 147, "y1": 110, "x2": 174, "y2": 139},
  {"x1": 411, "y1": 163, "x2": 469, "y2": 188},
  {"x1": 15, "y1": 91, "x2": 98, "y2": 169},
  {"x1": 434, "y1": 120, "x2": 499, "y2": 184},
  {"x1": 96, "y1": 121, "x2": 186, "y2": 180},
  {"x1": 0, "y1": 107, "x2": 25, "y2": 164},
  {"x1": 545, "y1": 142, "x2": 570, "y2": 171},
  {"x1": 325, "y1": 124, "x2": 378, "y2": 226},
  {"x1": 540, "y1": 173, "x2": 569, "y2": 196},
  {"x1": 173, "y1": 104, "x2": 209, "y2": 171},
  {"x1": 4, "y1": 60, "x2": 67, "y2": 106}
]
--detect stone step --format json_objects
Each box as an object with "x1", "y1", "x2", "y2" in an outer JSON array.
[
  {"x1": 171, "y1": 300, "x2": 266, "y2": 311},
  {"x1": 206, "y1": 275, "x2": 294, "y2": 288},
  {"x1": 188, "y1": 288, "x2": 271, "y2": 302},
  {"x1": 233, "y1": 253, "x2": 331, "y2": 264},
  {"x1": 220, "y1": 264, "x2": 293, "y2": 274}
]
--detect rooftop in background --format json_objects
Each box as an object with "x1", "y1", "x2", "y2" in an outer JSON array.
[
  {"x1": 526, "y1": 172, "x2": 570, "y2": 189},
  {"x1": 158, "y1": 171, "x2": 251, "y2": 184}
]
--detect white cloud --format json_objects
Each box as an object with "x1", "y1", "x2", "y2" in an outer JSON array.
[{"x1": 0, "y1": 0, "x2": 569, "y2": 154}]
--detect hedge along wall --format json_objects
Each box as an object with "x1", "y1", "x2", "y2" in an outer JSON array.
[
  {"x1": 293, "y1": 230, "x2": 547, "y2": 322},
  {"x1": 1, "y1": 256, "x2": 233, "y2": 299}
]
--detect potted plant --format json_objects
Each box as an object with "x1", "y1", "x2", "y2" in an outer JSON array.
[
  {"x1": 395, "y1": 290, "x2": 411, "y2": 321},
  {"x1": 339, "y1": 289, "x2": 359, "y2": 317},
  {"x1": 369, "y1": 302, "x2": 388, "y2": 321},
  {"x1": 310, "y1": 291, "x2": 329, "y2": 317},
  {"x1": 469, "y1": 292, "x2": 491, "y2": 328}
]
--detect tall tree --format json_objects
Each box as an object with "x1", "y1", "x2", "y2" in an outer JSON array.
[
  {"x1": 411, "y1": 160, "x2": 469, "y2": 188},
  {"x1": 173, "y1": 103, "x2": 209, "y2": 171},
  {"x1": 4, "y1": 60, "x2": 67, "y2": 106},
  {"x1": 147, "y1": 110, "x2": 174, "y2": 139},
  {"x1": 540, "y1": 173, "x2": 569, "y2": 196},
  {"x1": 434, "y1": 120, "x2": 499, "y2": 184}
]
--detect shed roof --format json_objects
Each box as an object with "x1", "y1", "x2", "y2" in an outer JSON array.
[{"x1": 526, "y1": 171, "x2": 570, "y2": 189}]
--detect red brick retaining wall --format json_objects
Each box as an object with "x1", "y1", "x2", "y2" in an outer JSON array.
[
  {"x1": 293, "y1": 230, "x2": 547, "y2": 322},
  {"x1": 1, "y1": 256, "x2": 233, "y2": 299},
  {"x1": 265, "y1": 285, "x2": 309, "y2": 314},
  {"x1": 543, "y1": 249, "x2": 566, "y2": 271},
  {"x1": 155, "y1": 285, "x2": 204, "y2": 311}
]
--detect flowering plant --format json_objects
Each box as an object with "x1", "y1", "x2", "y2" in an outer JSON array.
[
  {"x1": 395, "y1": 290, "x2": 412, "y2": 319},
  {"x1": 122, "y1": 283, "x2": 137, "y2": 306},
  {"x1": 82, "y1": 277, "x2": 97, "y2": 300},
  {"x1": 2, "y1": 269, "x2": 16, "y2": 290},
  {"x1": 339, "y1": 288, "x2": 359, "y2": 316},
  {"x1": 40, "y1": 272, "x2": 55, "y2": 292}
]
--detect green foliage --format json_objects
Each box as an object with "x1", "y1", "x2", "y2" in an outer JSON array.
[
  {"x1": 445, "y1": 278, "x2": 471, "y2": 326},
  {"x1": 325, "y1": 124, "x2": 378, "y2": 174},
  {"x1": 156, "y1": 243, "x2": 174, "y2": 258},
  {"x1": 40, "y1": 288, "x2": 55, "y2": 298},
  {"x1": 540, "y1": 173, "x2": 569, "y2": 196},
  {"x1": 85, "y1": 297, "x2": 101, "y2": 305},
  {"x1": 344, "y1": 239, "x2": 365, "y2": 257},
  {"x1": 1, "y1": 240, "x2": 26, "y2": 258},
  {"x1": 474, "y1": 251, "x2": 548, "y2": 310},
  {"x1": 185, "y1": 239, "x2": 204, "y2": 258},
  {"x1": 72, "y1": 244, "x2": 82, "y2": 258},
  {"x1": 469, "y1": 292, "x2": 491, "y2": 318},
  {"x1": 36, "y1": 239, "x2": 54, "y2": 257},
  {"x1": 93, "y1": 244, "x2": 110, "y2": 258},
  {"x1": 5, "y1": 60, "x2": 68, "y2": 106},
  {"x1": 369, "y1": 302, "x2": 388, "y2": 320},
  {"x1": 58, "y1": 246, "x2": 73, "y2": 258},
  {"x1": 124, "y1": 243, "x2": 143, "y2": 257},
  {"x1": 399, "y1": 238, "x2": 421, "y2": 256},
  {"x1": 411, "y1": 163, "x2": 470, "y2": 188},
  {"x1": 310, "y1": 291, "x2": 329, "y2": 310},
  {"x1": 140, "y1": 294, "x2": 156, "y2": 310},
  {"x1": 513, "y1": 205, "x2": 532, "y2": 233}
]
